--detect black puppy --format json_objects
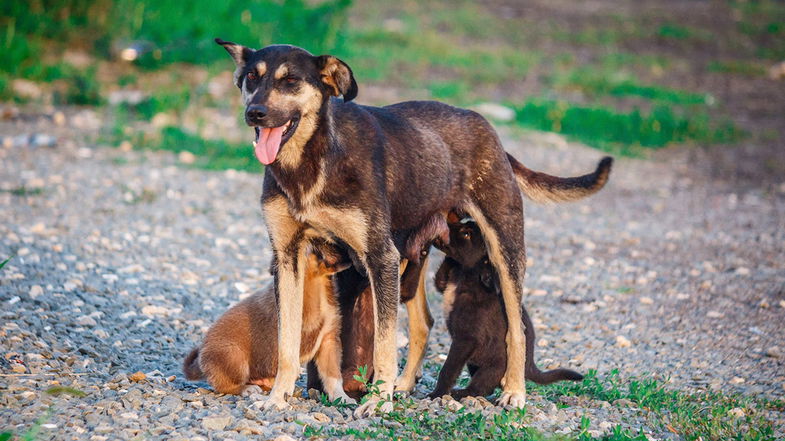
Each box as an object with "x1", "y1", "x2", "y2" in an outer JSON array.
[{"x1": 430, "y1": 216, "x2": 583, "y2": 399}]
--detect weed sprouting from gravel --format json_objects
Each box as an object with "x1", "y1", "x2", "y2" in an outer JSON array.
[{"x1": 0, "y1": 255, "x2": 12, "y2": 270}]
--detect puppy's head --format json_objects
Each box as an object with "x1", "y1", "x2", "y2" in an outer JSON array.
[
  {"x1": 307, "y1": 238, "x2": 352, "y2": 277},
  {"x1": 436, "y1": 213, "x2": 487, "y2": 269},
  {"x1": 215, "y1": 38, "x2": 357, "y2": 165}
]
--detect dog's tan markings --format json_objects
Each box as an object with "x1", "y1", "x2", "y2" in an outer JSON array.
[
  {"x1": 319, "y1": 56, "x2": 352, "y2": 97},
  {"x1": 463, "y1": 202, "x2": 527, "y2": 404},
  {"x1": 396, "y1": 256, "x2": 433, "y2": 392},
  {"x1": 256, "y1": 62, "x2": 267, "y2": 77},
  {"x1": 305, "y1": 206, "x2": 369, "y2": 255},
  {"x1": 271, "y1": 83, "x2": 323, "y2": 170},
  {"x1": 274, "y1": 63, "x2": 289, "y2": 80},
  {"x1": 261, "y1": 196, "x2": 308, "y2": 410}
]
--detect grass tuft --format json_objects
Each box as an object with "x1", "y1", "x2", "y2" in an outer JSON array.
[{"x1": 513, "y1": 99, "x2": 743, "y2": 154}]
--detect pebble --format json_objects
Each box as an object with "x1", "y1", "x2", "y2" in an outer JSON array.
[
  {"x1": 129, "y1": 371, "x2": 147, "y2": 382},
  {"x1": 202, "y1": 415, "x2": 232, "y2": 431},
  {"x1": 615, "y1": 336, "x2": 632, "y2": 348},
  {"x1": 29, "y1": 285, "x2": 44, "y2": 299}
]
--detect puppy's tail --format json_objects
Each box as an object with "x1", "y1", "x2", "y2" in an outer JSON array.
[
  {"x1": 183, "y1": 347, "x2": 204, "y2": 381},
  {"x1": 522, "y1": 307, "x2": 583, "y2": 385},
  {"x1": 508, "y1": 154, "x2": 613, "y2": 204}
]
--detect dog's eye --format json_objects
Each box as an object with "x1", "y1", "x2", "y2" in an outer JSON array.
[
  {"x1": 460, "y1": 228, "x2": 472, "y2": 239},
  {"x1": 247, "y1": 71, "x2": 257, "y2": 81}
]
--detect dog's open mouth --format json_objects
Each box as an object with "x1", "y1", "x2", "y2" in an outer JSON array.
[{"x1": 252, "y1": 116, "x2": 300, "y2": 165}]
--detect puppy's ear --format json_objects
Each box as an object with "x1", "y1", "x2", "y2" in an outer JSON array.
[
  {"x1": 215, "y1": 38, "x2": 253, "y2": 67},
  {"x1": 316, "y1": 55, "x2": 358, "y2": 102}
]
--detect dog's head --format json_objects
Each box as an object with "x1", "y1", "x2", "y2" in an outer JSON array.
[{"x1": 215, "y1": 38, "x2": 357, "y2": 166}]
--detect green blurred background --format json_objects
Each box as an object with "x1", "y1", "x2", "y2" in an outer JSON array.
[{"x1": 2, "y1": 0, "x2": 783, "y2": 171}]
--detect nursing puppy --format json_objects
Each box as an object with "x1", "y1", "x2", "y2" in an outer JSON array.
[
  {"x1": 183, "y1": 240, "x2": 354, "y2": 403},
  {"x1": 308, "y1": 215, "x2": 448, "y2": 399},
  {"x1": 429, "y1": 217, "x2": 583, "y2": 399}
]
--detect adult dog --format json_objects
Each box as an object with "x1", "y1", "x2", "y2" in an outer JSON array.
[{"x1": 215, "y1": 38, "x2": 608, "y2": 415}]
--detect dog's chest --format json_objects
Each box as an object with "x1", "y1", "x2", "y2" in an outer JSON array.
[{"x1": 294, "y1": 203, "x2": 370, "y2": 255}]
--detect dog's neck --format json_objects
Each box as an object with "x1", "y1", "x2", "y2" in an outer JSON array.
[{"x1": 266, "y1": 99, "x2": 335, "y2": 211}]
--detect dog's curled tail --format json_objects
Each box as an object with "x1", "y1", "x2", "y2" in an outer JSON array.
[
  {"x1": 508, "y1": 154, "x2": 613, "y2": 204},
  {"x1": 522, "y1": 307, "x2": 584, "y2": 385},
  {"x1": 183, "y1": 347, "x2": 204, "y2": 380}
]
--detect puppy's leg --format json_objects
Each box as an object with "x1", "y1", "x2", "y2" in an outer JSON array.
[
  {"x1": 314, "y1": 328, "x2": 356, "y2": 404},
  {"x1": 354, "y1": 239, "x2": 400, "y2": 417},
  {"x1": 396, "y1": 257, "x2": 433, "y2": 393},
  {"x1": 455, "y1": 363, "x2": 506, "y2": 399},
  {"x1": 465, "y1": 195, "x2": 527, "y2": 409},
  {"x1": 262, "y1": 196, "x2": 307, "y2": 410},
  {"x1": 428, "y1": 342, "x2": 475, "y2": 399}
]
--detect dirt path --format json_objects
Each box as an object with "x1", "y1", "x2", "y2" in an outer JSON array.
[{"x1": 1, "y1": 108, "x2": 783, "y2": 439}]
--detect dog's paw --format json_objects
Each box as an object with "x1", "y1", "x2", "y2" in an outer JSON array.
[
  {"x1": 329, "y1": 391, "x2": 356, "y2": 406},
  {"x1": 260, "y1": 394, "x2": 291, "y2": 411},
  {"x1": 394, "y1": 374, "x2": 417, "y2": 393},
  {"x1": 497, "y1": 390, "x2": 526, "y2": 409},
  {"x1": 353, "y1": 397, "x2": 393, "y2": 418}
]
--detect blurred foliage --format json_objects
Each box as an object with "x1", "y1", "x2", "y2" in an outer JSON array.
[
  {"x1": 515, "y1": 100, "x2": 743, "y2": 155},
  {"x1": 0, "y1": 0, "x2": 351, "y2": 72}
]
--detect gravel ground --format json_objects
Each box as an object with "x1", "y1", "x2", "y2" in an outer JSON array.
[{"x1": 1, "y1": 107, "x2": 784, "y2": 440}]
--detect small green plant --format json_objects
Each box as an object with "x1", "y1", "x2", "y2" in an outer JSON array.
[
  {"x1": 353, "y1": 365, "x2": 385, "y2": 406},
  {"x1": 0, "y1": 256, "x2": 12, "y2": 270}
]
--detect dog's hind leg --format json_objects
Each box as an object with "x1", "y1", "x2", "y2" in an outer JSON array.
[
  {"x1": 396, "y1": 256, "x2": 434, "y2": 393},
  {"x1": 354, "y1": 238, "x2": 400, "y2": 417},
  {"x1": 465, "y1": 183, "x2": 528, "y2": 408},
  {"x1": 261, "y1": 196, "x2": 308, "y2": 410}
]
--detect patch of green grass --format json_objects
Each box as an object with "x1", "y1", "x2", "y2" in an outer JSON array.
[
  {"x1": 304, "y1": 404, "x2": 646, "y2": 441},
  {"x1": 1, "y1": 186, "x2": 44, "y2": 196},
  {"x1": 556, "y1": 68, "x2": 710, "y2": 105},
  {"x1": 657, "y1": 24, "x2": 708, "y2": 41},
  {"x1": 512, "y1": 98, "x2": 743, "y2": 154},
  {"x1": 708, "y1": 60, "x2": 766, "y2": 77},
  {"x1": 111, "y1": 126, "x2": 261, "y2": 172},
  {"x1": 531, "y1": 370, "x2": 778, "y2": 441},
  {"x1": 120, "y1": 88, "x2": 192, "y2": 120}
]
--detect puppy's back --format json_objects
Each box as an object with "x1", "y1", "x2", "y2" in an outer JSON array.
[{"x1": 187, "y1": 287, "x2": 278, "y2": 394}]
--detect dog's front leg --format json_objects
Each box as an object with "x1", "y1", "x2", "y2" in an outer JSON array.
[
  {"x1": 354, "y1": 239, "x2": 400, "y2": 417},
  {"x1": 262, "y1": 197, "x2": 307, "y2": 411}
]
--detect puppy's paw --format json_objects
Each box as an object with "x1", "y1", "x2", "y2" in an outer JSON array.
[
  {"x1": 241, "y1": 385, "x2": 264, "y2": 397},
  {"x1": 497, "y1": 390, "x2": 526, "y2": 409},
  {"x1": 353, "y1": 397, "x2": 393, "y2": 418},
  {"x1": 260, "y1": 394, "x2": 291, "y2": 411}
]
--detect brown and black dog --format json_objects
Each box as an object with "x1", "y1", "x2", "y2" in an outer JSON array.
[
  {"x1": 215, "y1": 38, "x2": 611, "y2": 414},
  {"x1": 429, "y1": 217, "x2": 583, "y2": 399},
  {"x1": 182, "y1": 240, "x2": 354, "y2": 403}
]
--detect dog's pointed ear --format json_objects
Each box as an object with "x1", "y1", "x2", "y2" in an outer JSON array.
[
  {"x1": 215, "y1": 38, "x2": 253, "y2": 67},
  {"x1": 316, "y1": 55, "x2": 358, "y2": 102}
]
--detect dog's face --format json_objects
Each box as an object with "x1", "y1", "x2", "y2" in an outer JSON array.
[{"x1": 215, "y1": 38, "x2": 357, "y2": 166}]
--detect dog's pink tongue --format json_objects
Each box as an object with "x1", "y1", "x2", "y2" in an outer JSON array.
[{"x1": 253, "y1": 126, "x2": 284, "y2": 165}]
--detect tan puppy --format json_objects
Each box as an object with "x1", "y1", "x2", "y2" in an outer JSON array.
[{"x1": 183, "y1": 242, "x2": 353, "y2": 403}]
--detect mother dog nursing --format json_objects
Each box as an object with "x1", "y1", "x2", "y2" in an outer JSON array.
[{"x1": 214, "y1": 38, "x2": 606, "y2": 416}]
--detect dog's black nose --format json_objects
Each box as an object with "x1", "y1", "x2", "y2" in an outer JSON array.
[{"x1": 246, "y1": 105, "x2": 268, "y2": 122}]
